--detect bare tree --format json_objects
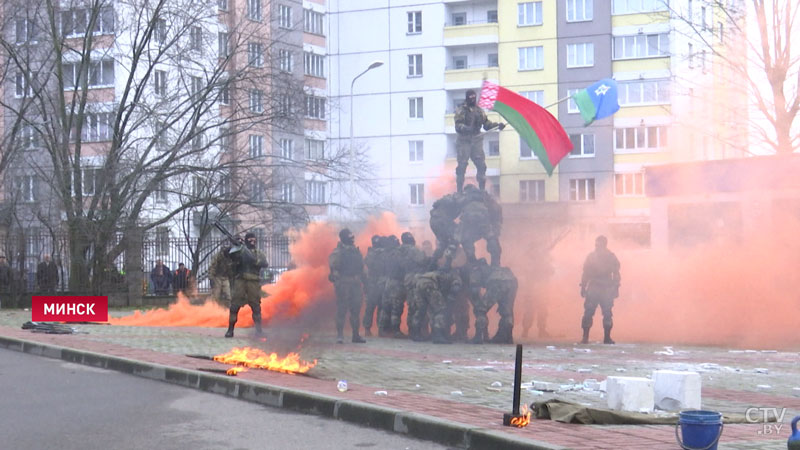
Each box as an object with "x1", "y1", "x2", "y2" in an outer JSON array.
[{"x1": 1, "y1": 0, "x2": 366, "y2": 293}]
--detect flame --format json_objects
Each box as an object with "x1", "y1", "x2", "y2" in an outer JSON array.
[
  {"x1": 510, "y1": 405, "x2": 531, "y2": 428},
  {"x1": 226, "y1": 366, "x2": 247, "y2": 376},
  {"x1": 213, "y1": 346, "x2": 317, "y2": 374}
]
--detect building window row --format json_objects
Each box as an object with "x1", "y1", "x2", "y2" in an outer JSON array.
[
  {"x1": 304, "y1": 9, "x2": 324, "y2": 35},
  {"x1": 63, "y1": 59, "x2": 115, "y2": 89},
  {"x1": 278, "y1": 4, "x2": 293, "y2": 29},
  {"x1": 408, "y1": 140, "x2": 423, "y2": 162},
  {"x1": 518, "y1": 46, "x2": 544, "y2": 71},
  {"x1": 570, "y1": 178, "x2": 595, "y2": 201},
  {"x1": 281, "y1": 183, "x2": 294, "y2": 202},
  {"x1": 304, "y1": 52, "x2": 325, "y2": 78},
  {"x1": 613, "y1": 33, "x2": 669, "y2": 60},
  {"x1": 249, "y1": 134, "x2": 264, "y2": 158},
  {"x1": 306, "y1": 181, "x2": 326, "y2": 204},
  {"x1": 612, "y1": 0, "x2": 668, "y2": 15},
  {"x1": 408, "y1": 97, "x2": 424, "y2": 119},
  {"x1": 520, "y1": 180, "x2": 545, "y2": 202},
  {"x1": 566, "y1": 0, "x2": 593, "y2": 22},
  {"x1": 408, "y1": 54, "x2": 423, "y2": 77},
  {"x1": 248, "y1": 0, "x2": 262, "y2": 21},
  {"x1": 569, "y1": 133, "x2": 595, "y2": 156},
  {"x1": 618, "y1": 79, "x2": 671, "y2": 105},
  {"x1": 567, "y1": 42, "x2": 594, "y2": 68},
  {"x1": 407, "y1": 11, "x2": 422, "y2": 34},
  {"x1": 614, "y1": 126, "x2": 668, "y2": 150},
  {"x1": 60, "y1": 7, "x2": 115, "y2": 37},
  {"x1": 306, "y1": 95, "x2": 326, "y2": 119},
  {"x1": 615, "y1": 172, "x2": 645, "y2": 196},
  {"x1": 306, "y1": 138, "x2": 324, "y2": 159},
  {"x1": 75, "y1": 112, "x2": 115, "y2": 143},
  {"x1": 280, "y1": 138, "x2": 294, "y2": 160},
  {"x1": 248, "y1": 42, "x2": 264, "y2": 67},
  {"x1": 518, "y1": 2, "x2": 543, "y2": 26},
  {"x1": 410, "y1": 183, "x2": 424, "y2": 205},
  {"x1": 279, "y1": 49, "x2": 294, "y2": 72},
  {"x1": 520, "y1": 90, "x2": 544, "y2": 106}
]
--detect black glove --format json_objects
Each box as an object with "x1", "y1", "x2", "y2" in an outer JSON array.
[{"x1": 498, "y1": 123, "x2": 506, "y2": 131}]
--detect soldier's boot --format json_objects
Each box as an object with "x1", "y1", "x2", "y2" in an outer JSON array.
[
  {"x1": 352, "y1": 331, "x2": 366, "y2": 344},
  {"x1": 580, "y1": 327, "x2": 590, "y2": 344},
  {"x1": 225, "y1": 307, "x2": 239, "y2": 338},
  {"x1": 432, "y1": 329, "x2": 452, "y2": 345},
  {"x1": 253, "y1": 313, "x2": 263, "y2": 336},
  {"x1": 336, "y1": 325, "x2": 345, "y2": 344},
  {"x1": 478, "y1": 177, "x2": 486, "y2": 191},
  {"x1": 470, "y1": 326, "x2": 487, "y2": 344},
  {"x1": 456, "y1": 173, "x2": 465, "y2": 193},
  {"x1": 409, "y1": 325, "x2": 424, "y2": 342},
  {"x1": 603, "y1": 326, "x2": 615, "y2": 345}
]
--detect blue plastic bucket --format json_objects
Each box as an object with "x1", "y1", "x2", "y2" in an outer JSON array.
[{"x1": 675, "y1": 410, "x2": 724, "y2": 450}]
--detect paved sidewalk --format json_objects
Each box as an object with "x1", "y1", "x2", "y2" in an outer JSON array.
[{"x1": 1, "y1": 309, "x2": 797, "y2": 449}]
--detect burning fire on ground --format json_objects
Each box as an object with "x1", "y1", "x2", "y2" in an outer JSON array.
[
  {"x1": 510, "y1": 405, "x2": 531, "y2": 428},
  {"x1": 213, "y1": 346, "x2": 317, "y2": 375}
]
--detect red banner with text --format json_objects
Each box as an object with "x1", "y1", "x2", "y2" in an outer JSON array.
[{"x1": 31, "y1": 296, "x2": 109, "y2": 322}]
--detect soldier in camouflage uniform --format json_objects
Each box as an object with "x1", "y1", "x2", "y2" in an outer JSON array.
[
  {"x1": 468, "y1": 259, "x2": 518, "y2": 344},
  {"x1": 454, "y1": 89, "x2": 505, "y2": 193},
  {"x1": 458, "y1": 185, "x2": 503, "y2": 267},
  {"x1": 225, "y1": 233, "x2": 269, "y2": 338},
  {"x1": 377, "y1": 235, "x2": 401, "y2": 337},
  {"x1": 580, "y1": 235, "x2": 621, "y2": 345},
  {"x1": 362, "y1": 235, "x2": 385, "y2": 337},
  {"x1": 329, "y1": 228, "x2": 367, "y2": 344},
  {"x1": 448, "y1": 264, "x2": 471, "y2": 342},
  {"x1": 209, "y1": 246, "x2": 233, "y2": 307},
  {"x1": 413, "y1": 265, "x2": 462, "y2": 344},
  {"x1": 429, "y1": 192, "x2": 464, "y2": 268},
  {"x1": 396, "y1": 232, "x2": 428, "y2": 340}
]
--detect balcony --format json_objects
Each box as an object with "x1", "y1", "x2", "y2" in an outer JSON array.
[
  {"x1": 443, "y1": 22, "x2": 499, "y2": 47},
  {"x1": 444, "y1": 66, "x2": 499, "y2": 91}
]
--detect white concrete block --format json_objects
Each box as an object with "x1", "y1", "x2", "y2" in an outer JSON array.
[
  {"x1": 532, "y1": 381, "x2": 560, "y2": 391},
  {"x1": 606, "y1": 376, "x2": 654, "y2": 413},
  {"x1": 652, "y1": 370, "x2": 701, "y2": 411}
]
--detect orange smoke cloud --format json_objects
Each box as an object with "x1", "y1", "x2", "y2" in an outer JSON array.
[
  {"x1": 355, "y1": 211, "x2": 404, "y2": 249},
  {"x1": 110, "y1": 293, "x2": 228, "y2": 326},
  {"x1": 428, "y1": 165, "x2": 456, "y2": 199}
]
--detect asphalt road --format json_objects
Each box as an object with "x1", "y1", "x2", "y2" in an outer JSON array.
[{"x1": 0, "y1": 348, "x2": 449, "y2": 450}]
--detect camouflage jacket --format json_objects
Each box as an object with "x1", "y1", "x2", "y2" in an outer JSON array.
[
  {"x1": 329, "y1": 242, "x2": 365, "y2": 282},
  {"x1": 454, "y1": 103, "x2": 499, "y2": 137},
  {"x1": 209, "y1": 248, "x2": 234, "y2": 280},
  {"x1": 581, "y1": 249, "x2": 620, "y2": 292}
]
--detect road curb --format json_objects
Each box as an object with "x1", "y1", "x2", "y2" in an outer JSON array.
[{"x1": 0, "y1": 335, "x2": 567, "y2": 450}]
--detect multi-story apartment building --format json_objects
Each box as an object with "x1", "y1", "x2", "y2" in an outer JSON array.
[{"x1": 327, "y1": 0, "x2": 745, "y2": 246}]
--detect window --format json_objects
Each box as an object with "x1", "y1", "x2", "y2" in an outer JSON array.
[
  {"x1": 16, "y1": 18, "x2": 36, "y2": 43},
  {"x1": 63, "y1": 60, "x2": 115, "y2": 89},
  {"x1": 155, "y1": 121, "x2": 169, "y2": 150},
  {"x1": 489, "y1": 176, "x2": 500, "y2": 197},
  {"x1": 614, "y1": 125, "x2": 668, "y2": 150},
  {"x1": 247, "y1": 0, "x2": 262, "y2": 21},
  {"x1": 304, "y1": 52, "x2": 324, "y2": 77},
  {"x1": 278, "y1": 94, "x2": 292, "y2": 115},
  {"x1": 453, "y1": 55, "x2": 468, "y2": 70},
  {"x1": 305, "y1": 95, "x2": 326, "y2": 119},
  {"x1": 407, "y1": 11, "x2": 422, "y2": 33},
  {"x1": 306, "y1": 181, "x2": 326, "y2": 204},
  {"x1": 249, "y1": 134, "x2": 264, "y2": 158},
  {"x1": 518, "y1": 46, "x2": 543, "y2": 70},
  {"x1": 156, "y1": 180, "x2": 168, "y2": 202},
  {"x1": 250, "y1": 181, "x2": 265, "y2": 203},
  {"x1": 278, "y1": 5, "x2": 292, "y2": 28},
  {"x1": 60, "y1": 7, "x2": 115, "y2": 37},
  {"x1": 567, "y1": 88, "x2": 580, "y2": 113},
  {"x1": 409, "y1": 140, "x2": 423, "y2": 162},
  {"x1": 408, "y1": 97, "x2": 423, "y2": 119},
  {"x1": 190, "y1": 75, "x2": 203, "y2": 99},
  {"x1": 280, "y1": 49, "x2": 294, "y2": 72},
  {"x1": 613, "y1": 33, "x2": 669, "y2": 59},
  {"x1": 520, "y1": 180, "x2": 545, "y2": 202},
  {"x1": 410, "y1": 183, "x2": 424, "y2": 205},
  {"x1": 219, "y1": 82, "x2": 230, "y2": 105},
  {"x1": 19, "y1": 125, "x2": 40, "y2": 149},
  {"x1": 569, "y1": 134, "x2": 595, "y2": 156},
  {"x1": 155, "y1": 19, "x2": 167, "y2": 43},
  {"x1": 488, "y1": 53, "x2": 499, "y2": 67},
  {"x1": 306, "y1": 138, "x2": 324, "y2": 159},
  {"x1": 567, "y1": 43, "x2": 594, "y2": 68},
  {"x1": 520, "y1": 139, "x2": 534, "y2": 158},
  {"x1": 191, "y1": 133, "x2": 204, "y2": 150},
  {"x1": 520, "y1": 90, "x2": 544, "y2": 106},
  {"x1": 408, "y1": 54, "x2": 423, "y2": 77},
  {"x1": 618, "y1": 80, "x2": 670, "y2": 105},
  {"x1": 612, "y1": 0, "x2": 668, "y2": 14},
  {"x1": 615, "y1": 172, "x2": 645, "y2": 196},
  {"x1": 248, "y1": 42, "x2": 263, "y2": 67},
  {"x1": 218, "y1": 32, "x2": 229, "y2": 57},
  {"x1": 280, "y1": 138, "x2": 293, "y2": 160},
  {"x1": 487, "y1": 10, "x2": 498, "y2": 23},
  {"x1": 218, "y1": 0, "x2": 228, "y2": 11},
  {"x1": 518, "y1": 2, "x2": 543, "y2": 26},
  {"x1": 249, "y1": 89, "x2": 263, "y2": 113},
  {"x1": 80, "y1": 112, "x2": 114, "y2": 142},
  {"x1": 16, "y1": 175, "x2": 37, "y2": 202},
  {"x1": 570, "y1": 178, "x2": 595, "y2": 201},
  {"x1": 452, "y1": 13, "x2": 466, "y2": 26},
  {"x1": 567, "y1": 0, "x2": 593, "y2": 22},
  {"x1": 701, "y1": 6, "x2": 707, "y2": 30},
  {"x1": 15, "y1": 72, "x2": 33, "y2": 97},
  {"x1": 487, "y1": 139, "x2": 500, "y2": 156},
  {"x1": 281, "y1": 183, "x2": 294, "y2": 202},
  {"x1": 190, "y1": 26, "x2": 203, "y2": 52},
  {"x1": 81, "y1": 168, "x2": 101, "y2": 196},
  {"x1": 304, "y1": 9, "x2": 324, "y2": 35},
  {"x1": 192, "y1": 176, "x2": 204, "y2": 197}
]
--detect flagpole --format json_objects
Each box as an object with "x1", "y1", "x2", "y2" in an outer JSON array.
[{"x1": 543, "y1": 95, "x2": 572, "y2": 109}]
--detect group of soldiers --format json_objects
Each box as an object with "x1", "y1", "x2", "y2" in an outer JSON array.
[{"x1": 328, "y1": 183, "x2": 519, "y2": 345}]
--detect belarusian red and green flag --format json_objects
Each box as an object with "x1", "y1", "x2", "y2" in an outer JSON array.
[{"x1": 478, "y1": 80, "x2": 572, "y2": 176}]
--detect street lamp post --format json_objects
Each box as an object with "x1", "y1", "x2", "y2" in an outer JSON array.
[{"x1": 349, "y1": 60, "x2": 384, "y2": 210}]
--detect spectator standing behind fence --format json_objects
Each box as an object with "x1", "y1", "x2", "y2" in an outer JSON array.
[
  {"x1": 173, "y1": 263, "x2": 191, "y2": 296},
  {"x1": 36, "y1": 255, "x2": 59, "y2": 293},
  {"x1": 150, "y1": 259, "x2": 172, "y2": 295}
]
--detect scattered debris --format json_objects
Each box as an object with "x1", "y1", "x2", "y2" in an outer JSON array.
[
  {"x1": 577, "y1": 368, "x2": 592, "y2": 373},
  {"x1": 760, "y1": 350, "x2": 777, "y2": 353},
  {"x1": 450, "y1": 390, "x2": 463, "y2": 396},
  {"x1": 698, "y1": 363, "x2": 721, "y2": 371},
  {"x1": 756, "y1": 385, "x2": 772, "y2": 390},
  {"x1": 546, "y1": 346, "x2": 556, "y2": 350},
  {"x1": 615, "y1": 368, "x2": 627, "y2": 372},
  {"x1": 754, "y1": 368, "x2": 769, "y2": 374},
  {"x1": 573, "y1": 348, "x2": 592, "y2": 353},
  {"x1": 21, "y1": 321, "x2": 79, "y2": 334},
  {"x1": 442, "y1": 360, "x2": 452, "y2": 364},
  {"x1": 491, "y1": 381, "x2": 502, "y2": 387},
  {"x1": 526, "y1": 389, "x2": 544, "y2": 396},
  {"x1": 583, "y1": 379, "x2": 601, "y2": 390},
  {"x1": 485, "y1": 387, "x2": 501, "y2": 392},
  {"x1": 654, "y1": 346, "x2": 674, "y2": 356},
  {"x1": 374, "y1": 390, "x2": 388, "y2": 396}
]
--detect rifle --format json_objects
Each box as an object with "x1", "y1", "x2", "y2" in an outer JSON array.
[{"x1": 214, "y1": 221, "x2": 256, "y2": 264}]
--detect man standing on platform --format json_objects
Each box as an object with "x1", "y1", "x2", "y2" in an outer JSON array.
[{"x1": 454, "y1": 89, "x2": 505, "y2": 193}]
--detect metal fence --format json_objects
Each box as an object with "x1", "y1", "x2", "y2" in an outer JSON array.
[{"x1": 0, "y1": 232, "x2": 293, "y2": 295}]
